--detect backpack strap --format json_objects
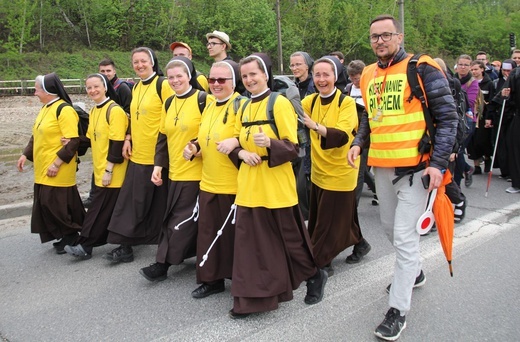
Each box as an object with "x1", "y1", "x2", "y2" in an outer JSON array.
[
  {"x1": 344, "y1": 83, "x2": 353, "y2": 96},
  {"x1": 310, "y1": 93, "x2": 320, "y2": 113},
  {"x1": 406, "y1": 53, "x2": 436, "y2": 145},
  {"x1": 156, "y1": 76, "x2": 166, "y2": 102},
  {"x1": 197, "y1": 91, "x2": 208, "y2": 114},
  {"x1": 266, "y1": 92, "x2": 280, "y2": 139},
  {"x1": 310, "y1": 91, "x2": 346, "y2": 113},
  {"x1": 239, "y1": 96, "x2": 278, "y2": 139},
  {"x1": 164, "y1": 95, "x2": 174, "y2": 113},
  {"x1": 106, "y1": 102, "x2": 117, "y2": 123},
  {"x1": 56, "y1": 102, "x2": 69, "y2": 119}
]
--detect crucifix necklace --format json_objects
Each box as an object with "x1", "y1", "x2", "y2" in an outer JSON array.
[
  {"x1": 173, "y1": 96, "x2": 187, "y2": 126},
  {"x1": 246, "y1": 102, "x2": 262, "y2": 141},
  {"x1": 93, "y1": 107, "x2": 103, "y2": 141},
  {"x1": 206, "y1": 102, "x2": 232, "y2": 146},
  {"x1": 36, "y1": 104, "x2": 53, "y2": 130},
  {"x1": 135, "y1": 83, "x2": 151, "y2": 120}
]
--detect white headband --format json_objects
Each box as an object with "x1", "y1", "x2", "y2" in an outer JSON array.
[
  {"x1": 220, "y1": 61, "x2": 236, "y2": 87},
  {"x1": 323, "y1": 57, "x2": 338, "y2": 82},
  {"x1": 96, "y1": 73, "x2": 108, "y2": 90},
  {"x1": 250, "y1": 55, "x2": 269, "y2": 81}
]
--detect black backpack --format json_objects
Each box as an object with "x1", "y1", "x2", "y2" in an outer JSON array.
[
  {"x1": 239, "y1": 76, "x2": 309, "y2": 149},
  {"x1": 164, "y1": 90, "x2": 208, "y2": 116},
  {"x1": 56, "y1": 103, "x2": 90, "y2": 156},
  {"x1": 448, "y1": 77, "x2": 471, "y2": 151},
  {"x1": 407, "y1": 53, "x2": 467, "y2": 151}
]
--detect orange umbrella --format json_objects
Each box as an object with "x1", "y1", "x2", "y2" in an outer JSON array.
[{"x1": 432, "y1": 170, "x2": 455, "y2": 277}]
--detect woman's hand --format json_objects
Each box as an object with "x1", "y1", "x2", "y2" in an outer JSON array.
[
  {"x1": 122, "y1": 138, "x2": 132, "y2": 160},
  {"x1": 17, "y1": 155, "x2": 27, "y2": 172},
  {"x1": 216, "y1": 138, "x2": 239, "y2": 155},
  {"x1": 60, "y1": 137, "x2": 71, "y2": 146},
  {"x1": 151, "y1": 166, "x2": 163, "y2": 186},
  {"x1": 183, "y1": 142, "x2": 198, "y2": 161},
  {"x1": 238, "y1": 150, "x2": 262, "y2": 167},
  {"x1": 347, "y1": 146, "x2": 361, "y2": 169},
  {"x1": 102, "y1": 171, "x2": 112, "y2": 186},
  {"x1": 253, "y1": 127, "x2": 270, "y2": 148}
]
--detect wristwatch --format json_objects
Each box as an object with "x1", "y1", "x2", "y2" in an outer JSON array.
[{"x1": 313, "y1": 122, "x2": 319, "y2": 131}]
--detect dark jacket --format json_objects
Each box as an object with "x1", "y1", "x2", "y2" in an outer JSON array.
[
  {"x1": 478, "y1": 74, "x2": 495, "y2": 121},
  {"x1": 353, "y1": 48, "x2": 458, "y2": 171}
]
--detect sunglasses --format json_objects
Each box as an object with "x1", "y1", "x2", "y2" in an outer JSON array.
[{"x1": 208, "y1": 77, "x2": 232, "y2": 84}]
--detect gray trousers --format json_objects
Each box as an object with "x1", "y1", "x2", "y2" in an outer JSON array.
[{"x1": 374, "y1": 167, "x2": 428, "y2": 314}]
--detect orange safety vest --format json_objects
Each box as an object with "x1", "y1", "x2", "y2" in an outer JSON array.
[{"x1": 360, "y1": 55, "x2": 435, "y2": 168}]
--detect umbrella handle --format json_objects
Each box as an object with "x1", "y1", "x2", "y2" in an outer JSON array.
[{"x1": 416, "y1": 189, "x2": 437, "y2": 235}]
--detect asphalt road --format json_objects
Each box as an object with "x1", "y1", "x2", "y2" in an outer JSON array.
[{"x1": 1, "y1": 171, "x2": 519, "y2": 342}]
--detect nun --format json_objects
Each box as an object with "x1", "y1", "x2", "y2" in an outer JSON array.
[
  {"x1": 17, "y1": 73, "x2": 84, "y2": 254},
  {"x1": 139, "y1": 56, "x2": 213, "y2": 281},
  {"x1": 105, "y1": 47, "x2": 174, "y2": 263},
  {"x1": 64, "y1": 73, "x2": 129, "y2": 260},
  {"x1": 217, "y1": 53, "x2": 327, "y2": 318},
  {"x1": 301, "y1": 56, "x2": 363, "y2": 276},
  {"x1": 188, "y1": 60, "x2": 244, "y2": 298}
]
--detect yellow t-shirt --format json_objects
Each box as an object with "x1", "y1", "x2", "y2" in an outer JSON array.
[
  {"x1": 87, "y1": 100, "x2": 129, "y2": 188},
  {"x1": 129, "y1": 76, "x2": 174, "y2": 165},
  {"x1": 198, "y1": 93, "x2": 243, "y2": 194},
  {"x1": 160, "y1": 90, "x2": 215, "y2": 181},
  {"x1": 302, "y1": 92, "x2": 359, "y2": 191},
  {"x1": 234, "y1": 94, "x2": 298, "y2": 208},
  {"x1": 32, "y1": 99, "x2": 78, "y2": 186}
]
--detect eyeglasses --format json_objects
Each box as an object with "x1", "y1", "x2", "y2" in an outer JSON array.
[
  {"x1": 206, "y1": 42, "x2": 224, "y2": 47},
  {"x1": 208, "y1": 77, "x2": 232, "y2": 84},
  {"x1": 289, "y1": 63, "x2": 304, "y2": 69},
  {"x1": 457, "y1": 63, "x2": 470, "y2": 67},
  {"x1": 369, "y1": 32, "x2": 399, "y2": 43}
]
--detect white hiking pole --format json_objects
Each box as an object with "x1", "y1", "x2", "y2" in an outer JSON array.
[
  {"x1": 485, "y1": 98, "x2": 507, "y2": 197},
  {"x1": 199, "y1": 203, "x2": 237, "y2": 267}
]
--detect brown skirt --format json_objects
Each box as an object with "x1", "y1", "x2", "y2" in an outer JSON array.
[
  {"x1": 107, "y1": 161, "x2": 168, "y2": 245},
  {"x1": 76, "y1": 185, "x2": 120, "y2": 248},
  {"x1": 196, "y1": 191, "x2": 236, "y2": 284},
  {"x1": 31, "y1": 184, "x2": 85, "y2": 243},
  {"x1": 307, "y1": 183, "x2": 361, "y2": 268},
  {"x1": 232, "y1": 205, "x2": 317, "y2": 314},
  {"x1": 156, "y1": 181, "x2": 199, "y2": 265}
]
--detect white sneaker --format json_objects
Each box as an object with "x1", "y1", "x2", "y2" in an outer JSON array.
[{"x1": 506, "y1": 187, "x2": 520, "y2": 194}]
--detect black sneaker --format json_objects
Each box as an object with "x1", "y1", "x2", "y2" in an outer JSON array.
[
  {"x1": 374, "y1": 308, "x2": 406, "y2": 341},
  {"x1": 372, "y1": 194, "x2": 379, "y2": 206},
  {"x1": 139, "y1": 262, "x2": 169, "y2": 282},
  {"x1": 304, "y1": 269, "x2": 328, "y2": 305},
  {"x1": 103, "y1": 245, "x2": 134, "y2": 263},
  {"x1": 345, "y1": 238, "x2": 372, "y2": 264},
  {"x1": 386, "y1": 270, "x2": 426, "y2": 294}
]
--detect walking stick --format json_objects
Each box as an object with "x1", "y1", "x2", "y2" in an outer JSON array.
[
  {"x1": 485, "y1": 98, "x2": 507, "y2": 197},
  {"x1": 199, "y1": 203, "x2": 237, "y2": 267}
]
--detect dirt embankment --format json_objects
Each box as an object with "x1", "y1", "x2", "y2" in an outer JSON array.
[{"x1": 0, "y1": 95, "x2": 94, "y2": 206}]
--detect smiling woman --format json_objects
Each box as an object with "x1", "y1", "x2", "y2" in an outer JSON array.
[{"x1": 139, "y1": 56, "x2": 214, "y2": 282}]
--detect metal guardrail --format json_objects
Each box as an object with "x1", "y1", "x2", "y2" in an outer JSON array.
[
  {"x1": 0, "y1": 79, "x2": 86, "y2": 96},
  {"x1": 0, "y1": 75, "x2": 297, "y2": 96}
]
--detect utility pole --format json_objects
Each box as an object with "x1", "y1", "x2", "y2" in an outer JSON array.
[
  {"x1": 398, "y1": 0, "x2": 404, "y2": 47},
  {"x1": 276, "y1": 0, "x2": 283, "y2": 73}
]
